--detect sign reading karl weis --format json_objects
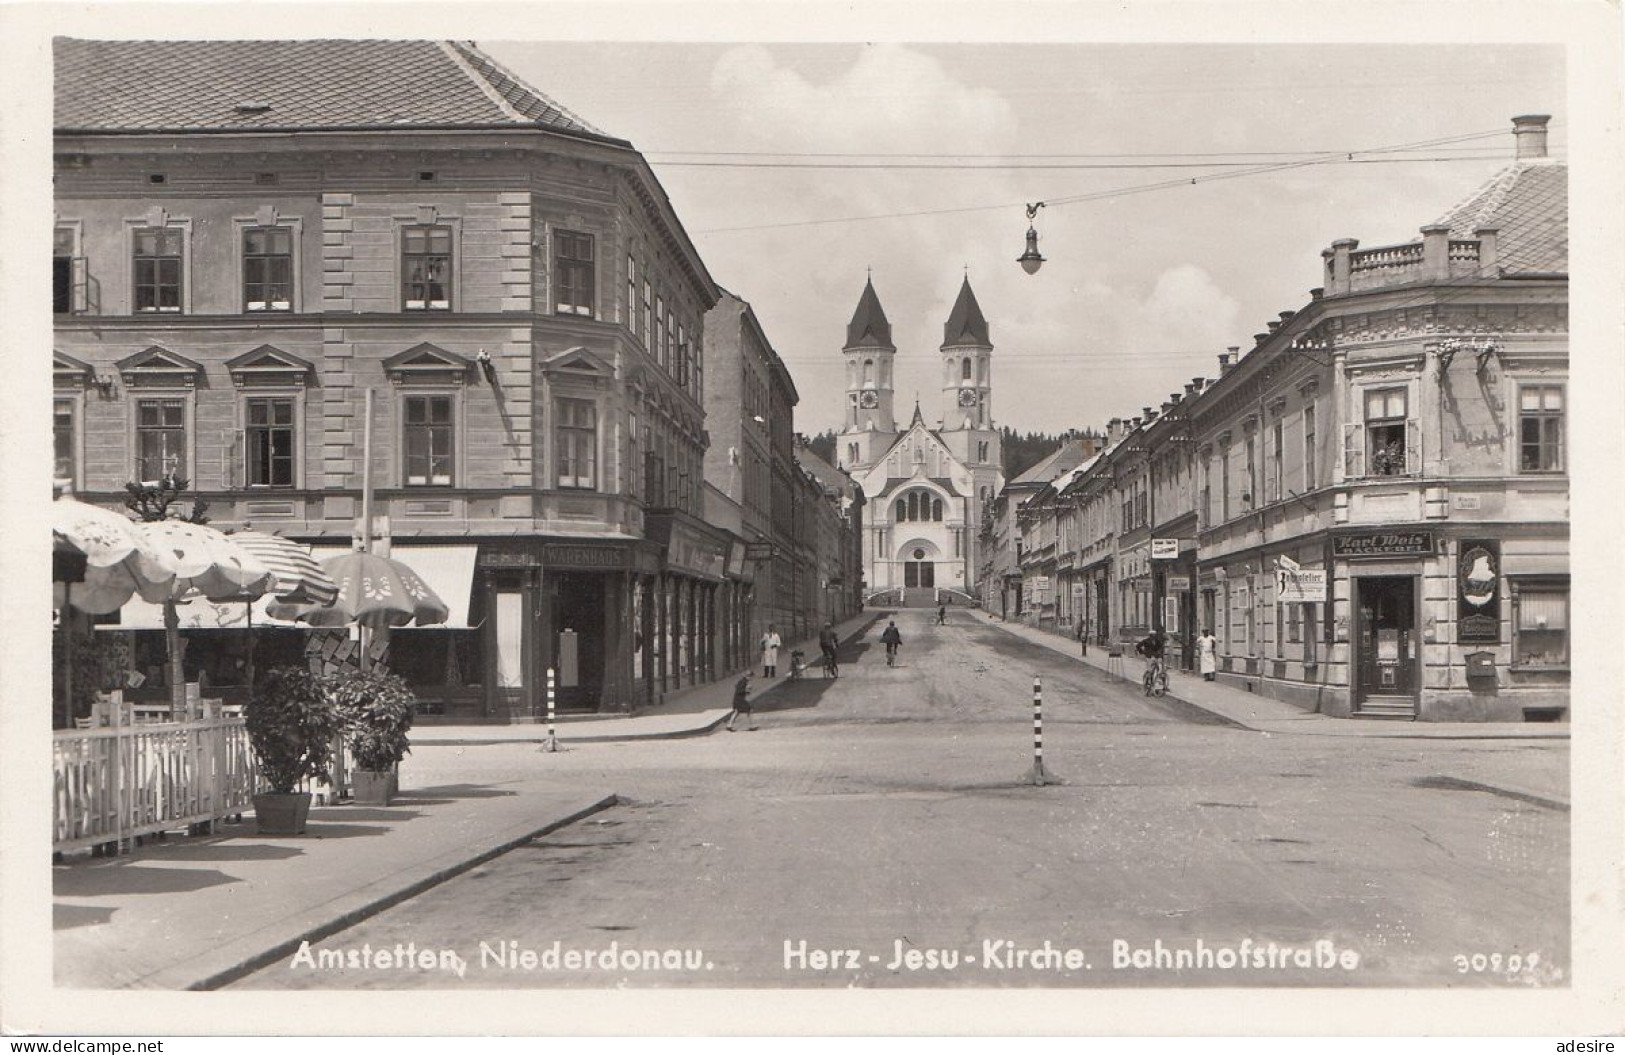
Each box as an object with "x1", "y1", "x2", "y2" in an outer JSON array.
[
  {"x1": 1456, "y1": 538, "x2": 1501, "y2": 643},
  {"x1": 1333, "y1": 530, "x2": 1436, "y2": 558}
]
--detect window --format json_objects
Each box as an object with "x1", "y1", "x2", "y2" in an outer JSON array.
[
  {"x1": 628, "y1": 412, "x2": 640, "y2": 499},
  {"x1": 1513, "y1": 581, "x2": 1568, "y2": 668},
  {"x1": 1271, "y1": 420, "x2": 1284, "y2": 502},
  {"x1": 1519, "y1": 385, "x2": 1564, "y2": 472},
  {"x1": 555, "y1": 397, "x2": 598, "y2": 490},
  {"x1": 863, "y1": 359, "x2": 874, "y2": 386},
  {"x1": 626, "y1": 256, "x2": 639, "y2": 338},
  {"x1": 54, "y1": 399, "x2": 75, "y2": 484},
  {"x1": 403, "y1": 395, "x2": 454, "y2": 486},
  {"x1": 1303, "y1": 403, "x2": 1317, "y2": 490},
  {"x1": 1303, "y1": 604, "x2": 1318, "y2": 665},
  {"x1": 978, "y1": 441, "x2": 989, "y2": 461},
  {"x1": 654, "y1": 298, "x2": 667, "y2": 368},
  {"x1": 555, "y1": 230, "x2": 595, "y2": 316},
  {"x1": 961, "y1": 358, "x2": 972, "y2": 381},
  {"x1": 895, "y1": 498, "x2": 906, "y2": 522},
  {"x1": 1221, "y1": 439, "x2": 1231, "y2": 521},
  {"x1": 1365, "y1": 388, "x2": 1409, "y2": 477},
  {"x1": 665, "y1": 308, "x2": 676, "y2": 375},
  {"x1": 54, "y1": 228, "x2": 75, "y2": 314},
  {"x1": 1244, "y1": 433, "x2": 1257, "y2": 504},
  {"x1": 677, "y1": 324, "x2": 689, "y2": 388},
  {"x1": 848, "y1": 442, "x2": 859, "y2": 465},
  {"x1": 245, "y1": 397, "x2": 295, "y2": 487},
  {"x1": 244, "y1": 227, "x2": 293, "y2": 311},
  {"x1": 402, "y1": 226, "x2": 452, "y2": 311},
  {"x1": 933, "y1": 498, "x2": 943, "y2": 522},
  {"x1": 640, "y1": 279, "x2": 653, "y2": 350},
  {"x1": 135, "y1": 398, "x2": 187, "y2": 480},
  {"x1": 133, "y1": 227, "x2": 183, "y2": 313}
]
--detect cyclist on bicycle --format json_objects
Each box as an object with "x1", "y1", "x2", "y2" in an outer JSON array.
[
  {"x1": 1135, "y1": 629, "x2": 1169, "y2": 694},
  {"x1": 880, "y1": 618, "x2": 903, "y2": 667},
  {"x1": 818, "y1": 622, "x2": 840, "y2": 678}
]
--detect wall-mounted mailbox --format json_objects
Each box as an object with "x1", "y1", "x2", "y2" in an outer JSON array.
[{"x1": 1464, "y1": 651, "x2": 1497, "y2": 681}]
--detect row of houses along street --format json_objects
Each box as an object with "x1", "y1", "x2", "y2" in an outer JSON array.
[
  {"x1": 979, "y1": 114, "x2": 1568, "y2": 722},
  {"x1": 50, "y1": 39, "x2": 864, "y2": 724}
]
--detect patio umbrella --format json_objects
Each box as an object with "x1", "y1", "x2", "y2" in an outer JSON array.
[
  {"x1": 72, "y1": 521, "x2": 275, "y2": 712},
  {"x1": 52, "y1": 495, "x2": 143, "y2": 569},
  {"x1": 226, "y1": 531, "x2": 339, "y2": 687},
  {"x1": 267, "y1": 550, "x2": 448, "y2": 632}
]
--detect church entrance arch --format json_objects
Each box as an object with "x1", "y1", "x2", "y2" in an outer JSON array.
[{"x1": 898, "y1": 539, "x2": 941, "y2": 588}]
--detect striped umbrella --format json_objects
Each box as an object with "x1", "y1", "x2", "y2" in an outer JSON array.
[
  {"x1": 226, "y1": 531, "x2": 338, "y2": 689},
  {"x1": 228, "y1": 531, "x2": 338, "y2": 605}
]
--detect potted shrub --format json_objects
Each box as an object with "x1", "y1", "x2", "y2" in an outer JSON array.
[
  {"x1": 245, "y1": 666, "x2": 337, "y2": 834},
  {"x1": 329, "y1": 668, "x2": 416, "y2": 807}
]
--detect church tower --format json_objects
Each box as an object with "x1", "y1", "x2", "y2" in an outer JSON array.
[
  {"x1": 938, "y1": 277, "x2": 1000, "y2": 468},
  {"x1": 837, "y1": 277, "x2": 899, "y2": 472}
]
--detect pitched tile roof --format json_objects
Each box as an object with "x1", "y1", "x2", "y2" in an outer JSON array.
[
  {"x1": 1011, "y1": 438, "x2": 1091, "y2": 487},
  {"x1": 1430, "y1": 161, "x2": 1567, "y2": 275},
  {"x1": 54, "y1": 38, "x2": 613, "y2": 140},
  {"x1": 942, "y1": 276, "x2": 991, "y2": 347}
]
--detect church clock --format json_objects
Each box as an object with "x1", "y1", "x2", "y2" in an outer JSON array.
[
  {"x1": 957, "y1": 388, "x2": 979, "y2": 407},
  {"x1": 859, "y1": 390, "x2": 880, "y2": 409}
]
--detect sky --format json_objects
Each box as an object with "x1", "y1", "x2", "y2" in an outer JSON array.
[{"x1": 488, "y1": 43, "x2": 1559, "y2": 437}]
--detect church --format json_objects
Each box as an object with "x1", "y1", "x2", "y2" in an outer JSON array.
[{"x1": 836, "y1": 277, "x2": 1005, "y2": 604}]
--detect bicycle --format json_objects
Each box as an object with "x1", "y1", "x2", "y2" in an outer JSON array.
[
  {"x1": 821, "y1": 648, "x2": 839, "y2": 679},
  {"x1": 885, "y1": 643, "x2": 899, "y2": 668},
  {"x1": 1143, "y1": 657, "x2": 1169, "y2": 697}
]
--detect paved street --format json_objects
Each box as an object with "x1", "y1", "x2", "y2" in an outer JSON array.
[{"x1": 234, "y1": 609, "x2": 1568, "y2": 990}]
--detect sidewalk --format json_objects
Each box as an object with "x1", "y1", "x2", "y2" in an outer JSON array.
[
  {"x1": 413, "y1": 610, "x2": 880, "y2": 745},
  {"x1": 972, "y1": 609, "x2": 1569, "y2": 741},
  {"x1": 55, "y1": 784, "x2": 617, "y2": 990}
]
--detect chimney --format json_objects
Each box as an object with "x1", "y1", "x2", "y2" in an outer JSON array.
[
  {"x1": 1279, "y1": 310, "x2": 1295, "y2": 324},
  {"x1": 1476, "y1": 225, "x2": 1500, "y2": 273},
  {"x1": 1221, "y1": 346, "x2": 1240, "y2": 375},
  {"x1": 1421, "y1": 222, "x2": 1452, "y2": 280},
  {"x1": 1191, "y1": 376, "x2": 1206, "y2": 392},
  {"x1": 1266, "y1": 320, "x2": 1281, "y2": 334},
  {"x1": 1330, "y1": 238, "x2": 1359, "y2": 295},
  {"x1": 1183, "y1": 382, "x2": 1198, "y2": 399},
  {"x1": 1107, "y1": 417, "x2": 1124, "y2": 444},
  {"x1": 1309, "y1": 287, "x2": 1324, "y2": 301},
  {"x1": 1142, "y1": 406, "x2": 1155, "y2": 423},
  {"x1": 1513, "y1": 114, "x2": 1550, "y2": 161}
]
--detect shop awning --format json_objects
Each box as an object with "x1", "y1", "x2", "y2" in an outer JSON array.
[{"x1": 108, "y1": 545, "x2": 480, "y2": 630}]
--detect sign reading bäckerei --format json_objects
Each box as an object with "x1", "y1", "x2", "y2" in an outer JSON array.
[{"x1": 1332, "y1": 530, "x2": 1436, "y2": 558}]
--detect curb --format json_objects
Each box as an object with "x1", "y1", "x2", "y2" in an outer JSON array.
[
  {"x1": 415, "y1": 715, "x2": 727, "y2": 746},
  {"x1": 1415, "y1": 776, "x2": 1570, "y2": 812},
  {"x1": 163, "y1": 794, "x2": 621, "y2": 991}
]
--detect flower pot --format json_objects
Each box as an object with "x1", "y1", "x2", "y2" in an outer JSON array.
[
  {"x1": 253, "y1": 791, "x2": 313, "y2": 835},
  {"x1": 352, "y1": 768, "x2": 394, "y2": 807}
]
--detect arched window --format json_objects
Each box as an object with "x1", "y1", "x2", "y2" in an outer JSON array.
[
  {"x1": 962, "y1": 358, "x2": 972, "y2": 381},
  {"x1": 895, "y1": 498, "x2": 906, "y2": 522},
  {"x1": 863, "y1": 359, "x2": 874, "y2": 385},
  {"x1": 933, "y1": 498, "x2": 943, "y2": 521},
  {"x1": 908, "y1": 491, "x2": 919, "y2": 521}
]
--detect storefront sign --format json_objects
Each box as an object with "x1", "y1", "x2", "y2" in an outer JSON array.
[
  {"x1": 542, "y1": 542, "x2": 642, "y2": 572},
  {"x1": 1333, "y1": 531, "x2": 1436, "y2": 558},
  {"x1": 1456, "y1": 538, "x2": 1501, "y2": 643},
  {"x1": 726, "y1": 540, "x2": 751, "y2": 580},
  {"x1": 1031, "y1": 576, "x2": 1051, "y2": 594},
  {"x1": 744, "y1": 542, "x2": 776, "y2": 562},
  {"x1": 1276, "y1": 567, "x2": 1328, "y2": 604},
  {"x1": 1150, "y1": 538, "x2": 1181, "y2": 560},
  {"x1": 1167, "y1": 575, "x2": 1192, "y2": 593},
  {"x1": 1131, "y1": 575, "x2": 1154, "y2": 593},
  {"x1": 666, "y1": 523, "x2": 730, "y2": 580}
]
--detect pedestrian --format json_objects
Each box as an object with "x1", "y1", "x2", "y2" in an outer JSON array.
[
  {"x1": 1076, "y1": 617, "x2": 1089, "y2": 657},
  {"x1": 725, "y1": 672, "x2": 756, "y2": 732},
  {"x1": 881, "y1": 618, "x2": 903, "y2": 666},
  {"x1": 1198, "y1": 627, "x2": 1218, "y2": 682},
  {"x1": 760, "y1": 623, "x2": 782, "y2": 678},
  {"x1": 818, "y1": 621, "x2": 840, "y2": 677},
  {"x1": 936, "y1": 604, "x2": 947, "y2": 625}
]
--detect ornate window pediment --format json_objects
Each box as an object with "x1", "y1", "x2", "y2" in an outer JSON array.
[
  {"x1": 116, "y1": 346, "x2": 203, "y2": 388},
  {"x1": 225, "y1": 344, "x2": 314, "y2": 388},
  {"x1": 54, "y1": 350, "x2": 93, "y2": 390},
  {"x1": 539, "y1": 345, "x2": 613, "y2": 380},
  {"x1": 383, "y1": 342, "x2": 472, "y2": 386}
]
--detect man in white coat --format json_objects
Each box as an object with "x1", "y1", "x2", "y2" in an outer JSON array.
[
  {"x1": 760, "y1": 624, "x2": 782, "y2": 679},
  {"x1": 1198, "y1": 628, "x2": 1219, "y2": 682}
]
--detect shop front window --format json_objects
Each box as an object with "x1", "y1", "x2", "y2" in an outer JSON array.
[{"x1": 1513, "y1": 581, "x2": 1568, "y2": 669}]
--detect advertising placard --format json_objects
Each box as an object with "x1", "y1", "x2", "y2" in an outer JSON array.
[
  {"x1": 1276, "y1": 568, "x2": 1328, "y2": 604},
  {"x1": 1150, "y1": 538, "x2": 1180, "y2": 560},
  {"x1": 1456, "y1": 538, "x2": 1501, "y2": 643}
]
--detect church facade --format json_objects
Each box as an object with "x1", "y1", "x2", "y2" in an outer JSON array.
[{"x1": 836, "y1": 277, "x2": 1004, "y2": 602}]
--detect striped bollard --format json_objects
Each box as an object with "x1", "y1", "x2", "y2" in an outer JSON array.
[
  {"x1": 1023, "y1": 674, "x2": 1060, "y2": 786},
  {"x1": 541, "y1": 667, "x2": 560, "y2": 753}
]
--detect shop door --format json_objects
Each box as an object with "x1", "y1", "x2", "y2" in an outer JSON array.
[{"x1": 1355, "y1": 576, "x2": 1418, "y2": 716}]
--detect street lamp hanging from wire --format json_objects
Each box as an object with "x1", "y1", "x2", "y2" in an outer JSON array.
[{"x1": 1017, "y1": 202, "x2": 1046, "y2": 275}]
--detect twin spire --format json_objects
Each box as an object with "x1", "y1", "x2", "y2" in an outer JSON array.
[{"x1": 843, "y1": 275, "x2": 991, "y2": 352}]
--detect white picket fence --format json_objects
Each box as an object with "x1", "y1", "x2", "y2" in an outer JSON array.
[{"x1": 53, "y1": 715, "x2": 351, "y2": 855}]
